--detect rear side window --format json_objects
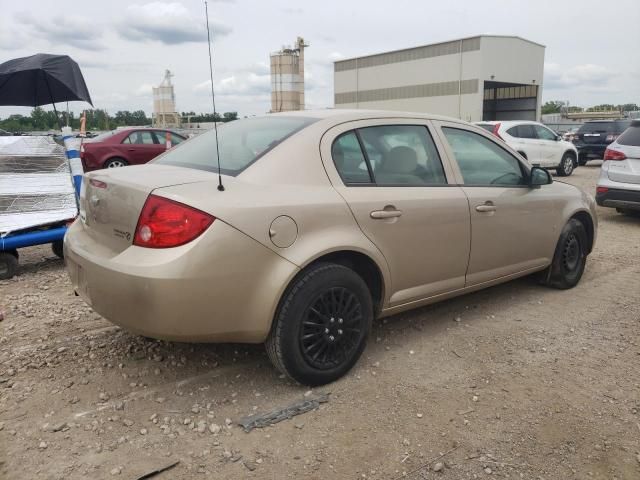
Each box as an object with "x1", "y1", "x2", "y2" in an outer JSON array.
[
  {"x1": 124, "y1": 131, "x2": 156, "y2": 145},
  {"x1": 477, "y1": 123, "x2": 494, "y2": 133},
  {"x1": 332, "y1": 132, "x2": 371, "y2": 183},
  {"x1": 442, "y1": 127, "x2": 525, "y2": 186},
  {"x1": 617, "y1": 125, "x2": 640, "y2": 146},
  {"x1": 507, "y1": 125, "x2": 536, "y2": 139},
  {"x1": 332, "y1": 125, "x2": 447, "y2": 186}
]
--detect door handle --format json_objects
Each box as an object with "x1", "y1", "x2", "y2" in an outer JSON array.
[
  {"x1": 127, "y1": 148, "x2": 136, "y2": 151},
  {"x1": 370, "y1": 208, "x2": 402, "y2": 219},
  {"x1": 475, "y1": 202, "x2": 496, "y2": 213}
]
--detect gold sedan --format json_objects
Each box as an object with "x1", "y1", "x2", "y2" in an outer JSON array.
[{"x1": 64, "y1": 110, "x2": 597, "y2": 385}]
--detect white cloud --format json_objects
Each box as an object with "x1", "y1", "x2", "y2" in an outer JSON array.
[
  {"x1": 134, "y1": 83, "x2": 155, "y2": 96},
  {"x1": 14, "y1": 11, "x2": 105, "y2": 50},
  {"x1": 544, "y1": 63, "x2": 615, "y2": 90},
  {"x1": 193, "y1": 69, "x2": 270, "y2": 97},
  {"x1": 119, "y1": 2, "x2": 231, "y2": 44},
  {"x1": 328, "y1": 52, "x2": 345, "y2": 61}
]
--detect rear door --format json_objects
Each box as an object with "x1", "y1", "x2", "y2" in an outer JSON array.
[
  {"x1": 506, "y1": 124, "x2": 540, "y2": 163},
  {"x1": 320, "y1": 119, "x2": 471, "y2": 306},
  {"x1": 533, "y1": 124, "x2": 562, "y2": 167},
  {"x1": 434, "y1": 121, "x2": 557, "y2": 285}
]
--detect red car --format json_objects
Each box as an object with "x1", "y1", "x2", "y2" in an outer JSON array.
[{"x1": 80, "y1": 128, "x2": 186, "y2": 171}]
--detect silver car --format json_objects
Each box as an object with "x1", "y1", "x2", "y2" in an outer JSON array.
[{"x1": 596, "y1": 120, "x2": 640, "y2": 214}]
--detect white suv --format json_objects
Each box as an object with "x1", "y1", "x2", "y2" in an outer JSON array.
[{"x1": 477, "y1": 121, "x2": 579, "y2": 176}]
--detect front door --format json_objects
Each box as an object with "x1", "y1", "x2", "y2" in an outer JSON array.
[
  {"x1": 436, "y1": 123, "x2": 557, "y2": 286},
  {"x1": 320, "y1": 120, "x2": 471, "y2": 306}
]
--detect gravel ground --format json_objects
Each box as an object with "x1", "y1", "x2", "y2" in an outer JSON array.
[{"x1": 1, "y1": 162, "x2": 639, "y2": 480}]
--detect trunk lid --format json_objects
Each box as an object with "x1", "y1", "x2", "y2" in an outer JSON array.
[
  {"x1": 607, "y1": 156, "x2": 640, "y2": 184},
  {"x1": 79, "y1": 165, "x2": 218, "y2": 253}
]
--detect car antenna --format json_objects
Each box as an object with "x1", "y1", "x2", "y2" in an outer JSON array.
[{"x1": 204, "y1": 0, "x2": 224, "y2": 191}]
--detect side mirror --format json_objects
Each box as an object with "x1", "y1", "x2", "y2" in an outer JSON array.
[
  {"x1": 556, "y1": 135, "x2": 562, "y2": 141},
  {"x1": 530, "y1": 166, "x2": 552, "y2": 187}
]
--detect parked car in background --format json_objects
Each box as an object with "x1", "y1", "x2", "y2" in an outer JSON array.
[
  {"x1": 562, "y1": 127, "x2": 580, "y2": 142},
  {"x1": 596, "y1": 119, "x2": 640, "y2": 215},
  {"x1": 80, "y1": 128, "x2": 186, "y2": 171},
  {"x1": 0, "y1": 128, "x2": 11, "y2": 136},
  {"x1": 477, "y1": 120, "x2": 578, "y2": 176},
  {"x1": 574, "y1": 119, "x2": 632, "y2": 165},
  {"x1": 65, "y1": 110, "x2": 597, "y2": 386}
]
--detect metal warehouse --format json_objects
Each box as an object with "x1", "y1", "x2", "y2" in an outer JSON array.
[{"x1": 334, "y1": 35, "x2": 545, "y2": 122}]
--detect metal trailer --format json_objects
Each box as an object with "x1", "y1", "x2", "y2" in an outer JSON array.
[
  {"x1": 0, "y1": 54, "x2": 91, "y2": 279},
  {"x1": 0, "y1": 134, "x2": 82, "y2": 280}
]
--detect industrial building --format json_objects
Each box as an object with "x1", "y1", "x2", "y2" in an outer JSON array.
[
  {"x1": 334, "y1": 35, "x2": 545, "y2": 122},
  {"x1": 152, "y1": 70, "x2": 180, "y2": 128},
  {"x1": 270, "y1": 37, "x2": 308, "y2": 112}
]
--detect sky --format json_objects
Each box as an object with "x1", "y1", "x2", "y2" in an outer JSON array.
[{"x1": 0, "y1": 0, "x2": 639, "y2": 118}]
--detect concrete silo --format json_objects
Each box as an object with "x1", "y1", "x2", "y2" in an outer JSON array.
[
  {"x1": 270, "y1": 37, "x2": 308, "y2": 112},
  {"x1": 152, "y1": 70, "x2": 180, "y2": 127}
]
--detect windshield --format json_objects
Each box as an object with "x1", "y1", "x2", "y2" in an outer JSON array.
[{"x1": 153, "y1": 116, "x2": 318, "y2": 175}]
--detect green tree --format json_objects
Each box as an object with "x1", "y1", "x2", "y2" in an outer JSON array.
[
  {"x1": 541, "y1": 101, "x2": 565, "y2": 115},
  {"x1": 222, "y1": 112, "x2": 238, "y2": 122}
]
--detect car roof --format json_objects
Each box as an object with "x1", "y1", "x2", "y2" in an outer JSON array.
[
  {"x1": 269, "y1": 108, "x2": 470, "y2": 125},
  {"x1": 475, "y1": 120, "x2": 540, "y2": 127}
]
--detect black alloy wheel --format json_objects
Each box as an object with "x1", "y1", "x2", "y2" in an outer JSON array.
[{"x1": 300, "y1": 287, "x2": 365, "y2": 370}]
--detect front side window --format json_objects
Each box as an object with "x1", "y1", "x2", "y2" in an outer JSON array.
[
  {"x1": 534, "y1": 125, "x2": 557, "y2": 141},
  {"x1": 508, "y1": 124, "x2": 536, "y2": 139},
  {"x1": 153, "y1": 131, "x2": 184, "y2": 146},
  {"x1": 442, "y1": 127, "x2": 526, "y2": 186}
]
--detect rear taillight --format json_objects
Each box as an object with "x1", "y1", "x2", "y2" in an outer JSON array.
[
  {"x1": 492, "y1": 123, "x2": 503, "y2": 140},
  {"x1": 603, "y1": 148, "x2": 626, "y2": 161},
  {"x1": 596, "y1": 186, "x2": 608, "y2": 194},
  {"x1": 133, "y1": 195, "x2": 214, "y2": 248}
]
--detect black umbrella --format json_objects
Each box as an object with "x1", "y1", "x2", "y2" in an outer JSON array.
[{"x1": 0, "y1": 53, "x2": 93, "y2": 128}]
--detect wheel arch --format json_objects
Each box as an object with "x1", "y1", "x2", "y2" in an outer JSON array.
[
  {"x1": 570, "y1": 210, "x2": 595, "y2": 254},
  {"x1": 289, "y1": 249, "x2": 386, "y2": 317},
  {"x1": 563, "y1": 149, "x2": 578, "y2": 166}
]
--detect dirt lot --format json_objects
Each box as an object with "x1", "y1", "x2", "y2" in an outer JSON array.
[{"x1": 1, "y1": 162, "x2": 639, "y2": 480}]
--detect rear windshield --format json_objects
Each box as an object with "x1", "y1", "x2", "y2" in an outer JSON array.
[
  {"x1": 579, "y1": 121, "x2": 631, "y2": 134},
  {"x1": 89, "y1": 131, "x2": 117, "y2": 142},
  {"x1": 153, "y1": 116, "x2": 318, "y2": 175},
  {"x1": 617, "y1": 124, "x2": 640, "y2": 146}
]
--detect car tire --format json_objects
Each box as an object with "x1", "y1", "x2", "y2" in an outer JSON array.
[
  {"x1": 104, "y1": 157, "x2": 128, "y2": 168},
  {"x1": 52, "y1": 240, "x2": 64, "y2": 259},
  {"x1": 0, "y1": 251, "x2": 19, "y2": 280},
  {"x1": 540, "y1": 219, "x2": 588, "y2": 290},
  {"x1": 266, "y1": 263, "x2": 373, "y2": 386},
  {"x1": 578, "y1": 154, "x2": 588, "y2": 166},
  {"x1": 556, "y1": 153, "x2": 575, "y2": 177}
]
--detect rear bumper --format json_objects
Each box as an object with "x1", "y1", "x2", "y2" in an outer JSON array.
[
  {"x1": 64, "y1": 219, "x2": 298, "y2": 343},
  {"x1": 596, "y1": 187, "x2": 640, "y2": 210},
  {"x1": 576, "y1": 144, "x2": 607, "y2": 159}
]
